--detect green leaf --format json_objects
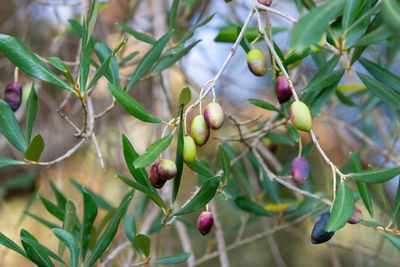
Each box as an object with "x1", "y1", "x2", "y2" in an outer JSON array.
[
  {"x1": 234, "y1": 196, "x2": 272, "y2": 216},
  {"x1": 359, "y1": 220, "x2": 382, "y2": 228},
  {"x1": 93, "y1": 42, "x2": 120, "y2": 86},
  {"x1": 122, "y1": 134, "x2": 154, "y2": 188},
  {"x1": 25, "y1": 211, "x2": 59, "y2": 229},
  {"x1": 382, "y1": 232, "x2": 400, "y2": 251},
  {"x1": 342, "y1": 0, "x2": 364, "y2": 30},
  {"x1": 393, "y1": 179, "x2": 400, "y2": 219},
  {"x1": 69, "y1": 178, "x2": 112, "y2": 210},
  {"x1": 39, "y1": 196, "x2": 65, "y2": 221},
  {"x1": 359, "y1": 57, "x2": 400, "y2": 93},
  {"x1": 81, "y1": 189, "x2": 98, "y2": 260},
  {"x1": 133, "y1": 234, "x2": 150, "y2": 257},
  {"x1": 59, "y1": 200, "x2": 77, "y2": 257},
  {"x1": 187, "y1": 160, "x2": 215, "y2": 179},
  {"x1": 0, "y1": 99, "x2": 28, "y2": 152},
  {"x1": 127, "y1": 31, "x2": 173, "y2": 90},
  {"x1": 248, "y1": 98, "x2": 280, "y2": 113},
  {"x1": 133, "y1": 133, "x2": 174, "y2": 168},
  {"x1": 53, "y1": 229, "x2": 79, "y2": 267},
  {"x1": 168, "y1": 0, "x2": 179, "y2": 30},
  {"x1": 174, "y1": 177, "x2": 219, "y2": 216},
  {"x1": 178, "y1": 13, "x2": 215, "y2": 45},
  {"x1": 108, "y1": 83, "x2": 163, "y2": 123},
  {"x1": 178, "y1": 86, "x2": 191, "y2": 108},
  {"x1": 350, "y1": 152, "x2": 373, "y2": 217},
  {"x1": 352, "y1": 26, "x2": 392, "y2": 47},
  {"x1": 325, "y1": 181, "x2": 354, "y2": 231},
  {"x1": 0, "y1": 232, "x2": 27, "y2": 258},
  {"x1": 119, "y1": 51, "x2": 139, "y2": 65},
  {"x1": 116, "y1": 174, "x2": 165, "y2": 209},
  {"x1": 172, "y1": 109, "x2": 184, "y2": 204},
  {"x1": 287, "y1": 124, "x2": 300, "y2": 142},
  {"x1": 117, "y1": 23, "x2": 156, "y2": 45},
  {"x1": 219, "y1": 145, "x2": 230, "y2": 180},
  {"x1": 24, "y1": 134, "x2": 45, "y2": 161},
  {"x1": 153, "y1": 252, "x2": 191, "y2": 264},
  {"x1": 49, "y1": 180, "x2": 67, "y2": 210},
  {"x1": 289, "y1": 0, "x2": 344, "y2": 51},
  {"x1": 356, "y1": 72, "x2": 400, "y2": 109},
  {"x1": 152, "y1": 40, "x2": 200, "y2": 73},
  {"x1": 0, "y1": 34, "x2": 73, "y2": 92},
  {"x1": 265, "y1": 132, "x2": 294, "y2": 147},
  {"x1": 214, "y1": 26, "x2": 286, "y2": 43},
  {"x1": 124, "y1": 213, "x2": 141, "y2": 254},
  {"x1": 25, "y1": 82, "x2": 38, "y2": 143},
  {"x1": 87, "y1": 0, "x2": 99, "y2": 45},
  {"x1": 20, "y1": 230, "x2": 55, "y2": 267},
  {"x1": 78, "y1": 20, "x2": 91, "y2": 93},
  {"x1": 46, "y1": 57, "x2": 75, "y2": 84},
  {"x1": 343, "y1": 0, "x2": 371, "y2": 48},
  {"x1": 84, "y1": 190, "x2": 134, "y2": 267},
  {"x1": 0, "y1": 156, "x2": 25, "y2": 169},
  {"x1": 302, "y1": 69, "x2": 345, "y2": 93},
  {"x1": 382, "y1": 0, "x2": 400, "y2": 35}
]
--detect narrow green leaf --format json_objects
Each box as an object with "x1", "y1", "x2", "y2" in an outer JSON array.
[
  {"x1": 287, "y1": 124, "x2": 300, "y2": 142},
  {"x1": 84, "y1": 190, "x2": 134, "y2": 267},
  {"x1": 214, "y1": 26, "x2": 286, "y2": 43},
  {"x1": 116, "y1": 174, "x2": 165, "y2": 209},
  {"x1": 382, "y1": 0, "x2": 400, "y2": 35},
  {"x1": 133, "y1": 234, "x2": 150, "y2": 257},
  {"x1": 302, "y1": 69, "x2": 345, "y2": 93},
  {"x1": 219, "y1": 145, "x2": 230, "y2": 180},
  {"x1": 0, "y1": 99, "x2": 28, "y2": 152},
  {"x1": 127, "y1": 31, "x2": 173, "y2": 90},
  {"x1": 152, "y1": 40, "x2": 200, "y2": 73},
  {"x1": 359, "y1": 220, "x2": 382, "y2": 228},
  {"x1": 81, "y1": 189, "x2": 98, "y2": 260},
  {"x1": 290, "y1": 0, "x2": 344, "y2": 51},
  {"x1": 0, "y1": 233, "x2": 27, "y2": 258},
  {"x1": 356, "y1": 72, "x2": 400, "y2": 109},
  {"x1": 24, "y1": 134, "x2": 45, "y2": 161},
  {"x1": 153, "y1": 252, "x2": 191, "y2": 264},
  {"x1": 352, "y1": 26, "x2": 392, "y2": 47},
  {"x1": 178, "y1": 13, "x2": 215, "y2": 45},
  {"x1": 25, "y1": 211, "x2": 59, "y2": 229},
  {"x1": 234, "y1": 196, "x2": 272, "y2": 216},
  {"x1": 350, "y1": 152, "x2": 373, "y2": 217},
  {"x1": 93, "y1": 42, "x2": 120, "y2": 86},
  {"x1": 187, "y1": 160, "x2": 215, "y2": 179},
  {"x1": 265, "y1": 132, "x2": 294, "y2": 147},
  {"x1": 108, "y1": 83, "x2": 163, "y2": 123},
  {"x1": 53, "y1": 228, "x2": 79, "y2": 267},
  {"x1": 0, "y1": 34, "x2": 73, "y2": 92},
  {"x1": 248, "y1": 98, "x2": 280, "y2": 113},
  {"x1": 172, "y1": 109, "x2": 184, "y2": 204},
  {"x1": 39, "y1": 196, "x2": 65, "y2": 221},
  {"x1": 342, "y1": 0, "x2": 364, "y2": 30},
  {"x1": 0, "y1": 156, "x2": 25, "y2": 169},
  {"x1": 117, "y1": 23, "x2": 156, "y2": 45},
  {"x1": 325, "y1": 181, "x2": 354, "y2": 231},
  {"x1": 49, "y1": 180, "x2": 67, "y2": 210},
  {"x1": 124, "y1": 213, "x2": 138, "y2": 250},
  {"x1": 87, "y1": 0, "x2": 100, "y2": 44},
  {"x1": 382, "y1": 232, "x2": 400, "y2": 251},
  {"x1": 46, "y1": 57, "x2": 75, "y2": 84},
  {"x1": 393, "y1": 179, "x2": 400, "y2": 219},
  {"x1": 20, "y1": 230, "x2": 55, "y2": 267},
  {"x1": 359, "y1": 57, "x2": 400, "y2": 93},
  {"x1": 59, "y1": 200, "x2": 77, "y2": 257},
  {"x1": 69, "y1": 178, "x2": 112, "y2": 210},
  {"x1": 119, "y1": 51, "x2": 139, "y2": 65},
  {"x1": 343, "y1": 0, "x2": 371, "y2": 48},
  {"x1": 25, "y1": 82, "x2": 38, "y2": 143},
  {"x1": 174, "y1": 177, "x2": 219, "y2": 216},
  {"x1": 168, "y1": 0, "x2": 179, "y2": 30},
  {"x1": 178, "y1": 86, "x2": 191, "y2": 108},
  {"x1": 20, "y1": 237, "x2": 65, "y2": 265},
  {"x1": 133, "y1": 133, "x2": 174, "y2": 168}
]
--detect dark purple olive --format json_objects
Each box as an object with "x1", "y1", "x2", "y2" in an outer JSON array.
[
  {"x1": 197, "y1": 211, "x2": 214, "y2": 235},
  {"x1": 157, "y1": 159, "x2": 177, "y2": 180},
  {"x1": 4, "y1": 83, "x2": 22, "y2": 112},
  {"x1": 348, "y1": 207, "x2": 363, "y2": 224},
  {"x1": 275, "y1": 75, "x2": 292, "y2": 104},
  {"x1": 257, "y1": 0, "x2": 272, "y2": 6},
  {"x1": 203, "y1": 102, "x2": 224, "y2": 130},
  {"x1": 311, "y1": 212, "x2": 335, "y2": 244},
  {"x1": 149, "y1": 162, "x2": 166, "y2": 188},
  {"x1": 291, "y1": 157, "x2": 309, "y2": 185}
]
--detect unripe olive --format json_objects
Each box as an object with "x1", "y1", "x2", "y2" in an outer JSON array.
[
  {"x1": 4, "y1": 83, "x2": 22, "y2": 112},
  {"x1": 246, "y1": 49, "x2": 267, "y2": 76},
  {"x1": 191, "y1": 115, "x2": 210, "y2": 146},
  {"x1": 203, "y1": 102, "x2": 224, "y2": 130},
  {"x1": 197, "y1": 211, "x2": 214, "y2": 235},
  {"x1": 289, "y1": 101, "x2": 312, "y2": 132},
  {"x1": 263, "y1": 137, "x2": 279, "y2": 154},
  {"x1": 347, "y1": 207, "x2": 363, "y2": 224},
  {"x1": 257, "y1": 0, "x2": 272, "y2": 7},
  {"x1": 157, "y1": 159, "x2": 177, "y2": 180},
  {"x1": 311, "y1": 212, "x2": 335, "y2": 244},
  {"x1": 291, "y1": 156, "x2": 309, "y2": 185},
  {"x1": 149, "y1": 162, "x2": 166, "y2": 188},
  {"x1": 275, "y1": 75, "x2": 292, "y2": 104},
  {"x1": 183, "y1": 136, "x2": 196, "y2": 164}
]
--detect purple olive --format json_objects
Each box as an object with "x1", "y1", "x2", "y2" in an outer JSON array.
[
  {"x1": 197, "y1": 211, "x2": 214, "y2": 235},
  {"x1": 275, "y1": 75, "x2": 292, "y2": 104},
  {"x1": 149, "y1": 162, "x2": 166, "y2": 188},
  {"x1": 348, "y1": 207, "x2": 363, "y2": 224},
  {"x1": 257, "y1": 0, "x2": 272, "y2": 6},
  {"x1": 246, "y1": 49, "x2": 267, "y2": 76},
  {"x1": 4, "y1": 83, "x2": 22, "y2": 112},
  {"x1": 191, "y1": 115, "x2": 210, "y2": 146},
  {"x1": 157, "y1": 159, "x2": 177, "y2": 180},
  {"x1": 263, "y1": 137, "x2": 279, "y2": 154},
  {"x1": 203, "y1": 102, "x2": 224, "y2": 130},
  {"x1": 291, "y1": 157, "x2": 309, "y2": 185},
  {"x1": 311, "y1": 212, "x2": 335, "y2": 244}
]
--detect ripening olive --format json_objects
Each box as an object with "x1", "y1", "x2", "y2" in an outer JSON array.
[
  {"x1": 149, "y1": 162, "x2": 166, "y2": 188},
  {"x1": 197, "y1": 211, "x2": 214, "y2": 235},
  {"x1": 291, "y1": 156, "x2": 309, "y2": 185},
  {"x1": 348, "y1": 207, "x2": 363, "y2": 224},
  {"x1": 257, "y1": 0, "x2": 272, "y2": 6},
  {"x1": 191, "y1": 115, "x2": 210, "y2": 146},
  {"x1": 204, "y1": 102, "x2": 224, "y2": 130},
  {"x1": 247, "y1": 49, "x2": 267, "y2": 76},
  {"x1": 275, "y1": 75, "x2": 292, "y2": 104},
  {"x1": 289, "y1": 101, "x2": 312, "y2": 132},
  {"x1": 157, "y1": 159, "x2": 177, "y2": 180}
]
